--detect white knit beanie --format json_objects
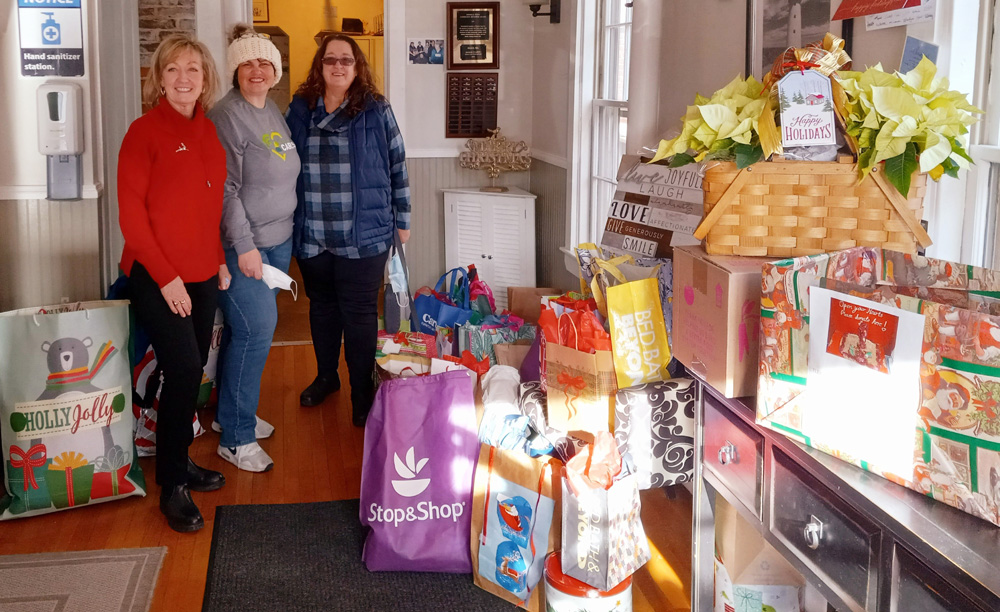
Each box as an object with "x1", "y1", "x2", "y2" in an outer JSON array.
[{"x1": 227, "y1": 32, "x2": 283, "y2": 84}]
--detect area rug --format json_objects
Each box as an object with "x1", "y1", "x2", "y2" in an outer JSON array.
[
  {"x1": 0, "y1": 547, "x2": 165, "y2": 612},
  {"x1": 202, "y1": 499, "x2": 513, "y2": 612}
]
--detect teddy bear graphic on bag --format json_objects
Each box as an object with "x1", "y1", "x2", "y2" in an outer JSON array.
[{"x1": 3, "y1": 335, "x2": 137, "y2": 517}]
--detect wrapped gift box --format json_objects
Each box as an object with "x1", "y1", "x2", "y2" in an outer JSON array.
[
  {"x1": 45, "y1": 452, "x2": 94, "y2": 509},
  {"x1": 759, "y1": 247, "x2": 1000, "y2": 526},
  {"x1": 614, "y1": 379, "x2": 695, "y2": 489}
]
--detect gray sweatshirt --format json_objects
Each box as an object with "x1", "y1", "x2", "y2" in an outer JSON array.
[{"x1": 208, "y1": 89, "x2": 300, "y2": 254}]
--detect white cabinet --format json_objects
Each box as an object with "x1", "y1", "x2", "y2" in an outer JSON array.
[{"x1": 442, "y1": 187, "x2": 536, "y2": 312}]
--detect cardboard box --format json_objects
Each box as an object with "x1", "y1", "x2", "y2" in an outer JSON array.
[
  {"x1": 714, "y1": 498, "x2": 804, "y2": 612},
  {"x1": 507, "y1": 287, "x2": 560, "y2": 324},
  {"x1": 672, "y1": 245, "x2": 768, "y2": 398}
]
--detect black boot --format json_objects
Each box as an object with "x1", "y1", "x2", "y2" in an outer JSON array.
[
  {"x1": 159, "y1": 484, "x2": 204, "y2": 533},
  {"x1": 186, "y1": 457, "x2": 225, "y2": 492},
  {"x1": 300, "y1": 373, "x2": 341, "y2": 407}
]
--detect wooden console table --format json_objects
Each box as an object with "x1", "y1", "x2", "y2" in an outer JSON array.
[{"x1": 691, "y1": 379, "x2": 1000, "y2": 611}]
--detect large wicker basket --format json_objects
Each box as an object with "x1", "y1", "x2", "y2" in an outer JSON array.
[{"x1": 694, "y1": 155, "x2": 931, "y2": 257}]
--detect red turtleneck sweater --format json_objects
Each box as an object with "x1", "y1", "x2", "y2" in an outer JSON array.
[{"x1": 117, "y1": 99, "x2": 227, "y2": 287}]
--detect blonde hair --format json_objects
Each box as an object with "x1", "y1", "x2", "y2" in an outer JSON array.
[{"x1": 142, "y1": 34, "x2": 221, "y2": 111}]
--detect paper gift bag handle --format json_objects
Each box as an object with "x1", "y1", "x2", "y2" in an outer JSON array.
[{"x1": 556, "y1": 312, "x2": 582, "y2": 351}]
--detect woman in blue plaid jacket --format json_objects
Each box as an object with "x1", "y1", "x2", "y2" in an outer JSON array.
[{"x1": 286, "y1": 33, "x2": 411, "y2": 427}]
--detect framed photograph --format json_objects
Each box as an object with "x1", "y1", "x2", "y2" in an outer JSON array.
[
  {"x1": 447, "y1": 2, "x2": 500, "y2": 71},
  {"x1": 408, "y1": 39, "x2": 446, "y2": 65},
  {"x1": 252, "y1": 0, "x2": 269, "y2": 23},
  {"x1": 745, "y1": 0, "x2": 852, "y2": 80}
]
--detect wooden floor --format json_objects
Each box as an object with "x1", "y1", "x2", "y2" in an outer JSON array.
[{"x1": 0, "y1": 344, "x2": 692, "y2": 611}]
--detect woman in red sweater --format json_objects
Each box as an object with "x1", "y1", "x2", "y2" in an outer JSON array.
[{"x1": 118, "y1": 34, "x2": 232, "y2": 533}]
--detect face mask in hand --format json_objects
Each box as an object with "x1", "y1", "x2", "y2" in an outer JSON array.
[
  {"x1": 261, "y1": 264, "x2": 297, "y2": 300},
  {"x1": 388, "y1": 253, "x2": 408, "y2": 294}
]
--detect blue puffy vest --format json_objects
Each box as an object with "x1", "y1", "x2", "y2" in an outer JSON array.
[{"x1": 287, "y1": 95, "x2": 393, "y2": 256}]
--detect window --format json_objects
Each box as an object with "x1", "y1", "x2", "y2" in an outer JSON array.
[
  {"x1": 581, "y1": 0, "x2": 632, "y2": 245},
  {"x1": 965, "y1": 0, "x2": 1000, "y2": 267}
]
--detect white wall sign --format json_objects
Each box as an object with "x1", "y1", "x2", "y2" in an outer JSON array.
[
  {"x1": 18, "y1": 0, "x2": 84, "y2": 77},
  {"x1": 865, "y1": 0, "x2": 936, "y2": 31}
]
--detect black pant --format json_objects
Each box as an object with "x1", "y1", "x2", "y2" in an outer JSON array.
[
  {"x1": 297, "y1": 250, "x2": 388, "y2": 414},
  {"x1": 128, "y1": 263, "x2": 217, "y2": 488}
]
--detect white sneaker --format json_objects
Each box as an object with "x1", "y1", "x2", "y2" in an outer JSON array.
[
  {"x1": 217, "y1": 442, "x2": 274, "y2": 473},
  {"x1": 211, "y1": 416, "x2": 275, "y2": 439}
]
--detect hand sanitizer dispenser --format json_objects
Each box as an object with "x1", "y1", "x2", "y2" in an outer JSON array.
[{"x1": 37, "y1": 83, "x2": 83, "y2": 201}]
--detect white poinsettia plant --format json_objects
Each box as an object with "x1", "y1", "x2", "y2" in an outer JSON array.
[
  {"x1": 650, "y1": 75, "x2": 769, "y2": 169},
  {"x1": 839, "y1": 56, "x2": 982, "y2": 196},
  {"x1": 652, "y1": 56, "x2": 982, "y2": 198}
]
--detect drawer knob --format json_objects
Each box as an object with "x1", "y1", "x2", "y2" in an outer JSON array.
[
  {"x1": 717, "y1": 441, "x2": 737, "y2": 465},
  {"x1": 803, "y1": 515, "x2": 825, "y2": 550}
]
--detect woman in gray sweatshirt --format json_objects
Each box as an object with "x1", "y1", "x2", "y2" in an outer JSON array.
[{"x1": 207, "y1": 24, "x2": 299, "y2": 472}]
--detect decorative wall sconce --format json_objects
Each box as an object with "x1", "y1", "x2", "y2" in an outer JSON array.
[{"x1": 526, "y1": 0, "x2": 560, "y2": 23}]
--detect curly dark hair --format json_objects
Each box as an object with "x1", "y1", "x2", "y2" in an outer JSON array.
[{"x1": 295, "y1": 34, "x2": 383, "y2": 116}]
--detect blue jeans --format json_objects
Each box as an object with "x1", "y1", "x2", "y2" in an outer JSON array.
[{"x1": 216, "y1": 238, "x2": 292, "y2": 447}]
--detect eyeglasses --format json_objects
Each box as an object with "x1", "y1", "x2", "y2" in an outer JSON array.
[{"x1": 321, "y1": 56, "x2": 356, "y2": 67}]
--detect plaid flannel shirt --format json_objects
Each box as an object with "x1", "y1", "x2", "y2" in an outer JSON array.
[{"x1": 298, "y1": 97, "x2": 410, "y2": 259}]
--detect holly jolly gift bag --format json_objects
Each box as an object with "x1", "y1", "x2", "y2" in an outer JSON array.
[{"x1": 0, "y1": 301, "x2": 146, "y2": 519}]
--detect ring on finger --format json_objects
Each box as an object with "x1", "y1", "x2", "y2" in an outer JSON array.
[
  {"x1": 180, "y1": 299, "x2": 186, "y2": 304},
  {"x1": 172, "y1": 300, "x2": 178, "y2": 305}
]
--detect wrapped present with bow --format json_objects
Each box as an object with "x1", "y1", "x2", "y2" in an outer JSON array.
[
  {"x1": 91, "y1": 443, "x2": 137, "y2": 500},
  {"x1": 45, "y1": 451, "x2": 94, "y2": 509},
  {"x1": 5, "y1": 443, "x2": 53, "y2": 514},
  {"x1": 376, "y1": 330, "x2": 438, "y2": 359}
]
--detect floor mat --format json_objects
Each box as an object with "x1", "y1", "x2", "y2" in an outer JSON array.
[{"x1": 202, "y1": 499, "x2": 516, "y2": 612}]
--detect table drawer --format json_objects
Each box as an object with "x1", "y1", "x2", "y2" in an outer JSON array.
[
  {"x1": 891, "y1": 544, "x2": 992, "y2": 612},
  {"x1": 703, "y1": 392, "x2": 763, "y2": 517},
  {"x1": 770, "y1": 448, "x2": 879, "y2": 610}
]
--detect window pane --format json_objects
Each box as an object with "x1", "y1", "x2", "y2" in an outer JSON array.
[
  {"x1": 601, "y1": 25, "x2": 630, "y2": 100},
  {"x1": 606, "y1": 0, "x2": 632, "y2": 27},
  {"x1": 986, "y1": 162, "x2": 1000, "y2": 267}
]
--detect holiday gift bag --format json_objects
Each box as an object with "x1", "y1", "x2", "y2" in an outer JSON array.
[
  {"x1": 560, "y1": 434, "x2": 651, "y2": 590},
  {"x1": 360, "y1": 370, "x2": 479, "y2": 572},
  {"x1": 606, "y1": 278, "x2": 672, "y2": 388},
  {"x1": 457, "y1": 317, "x2": 537, "y2": 366},
  {"x1": 0, "y1": 301, "x2": 146, "y2": 519},
  {"x1": 544, "y1": 311, "x2": 618, "y2": 436},
  {"x1": 614, "y1": 379, "x2": 696, "y2": 489},
  {"x1": 471, "y1": 444, "x2": 562, "y2": 611}
]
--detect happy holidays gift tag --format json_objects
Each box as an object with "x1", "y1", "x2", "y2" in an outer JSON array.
[{"x1": 777, "y1": 71, "x2": 836, "y2": 148}]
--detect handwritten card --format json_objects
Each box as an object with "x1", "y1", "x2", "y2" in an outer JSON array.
[
  {"x1": 865, "y1": 0, "x2": 936, "y2": 31},
  {"x1": 826, "y1": 298, "x2": 899, "y2": 373},
  {"x1": 778, "y1": 71, "x2": 836, "y2": 148}
]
